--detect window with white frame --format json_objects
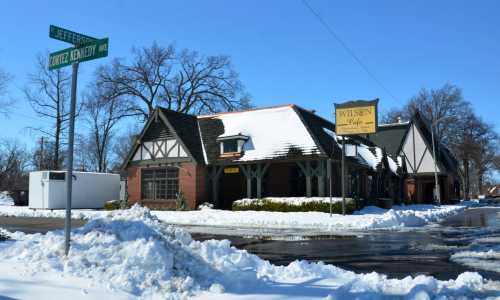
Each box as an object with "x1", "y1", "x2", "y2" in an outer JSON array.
[{"x1": 217, "y1": 134, "x2": 248, "y2": 155}]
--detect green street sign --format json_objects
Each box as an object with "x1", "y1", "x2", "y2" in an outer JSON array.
[
  {"x1": 49, "y1": 25, "x2": 98, "y2": 46},
  {"x1": 49, "y1": 38, "x2": 108, "y2": 70}
]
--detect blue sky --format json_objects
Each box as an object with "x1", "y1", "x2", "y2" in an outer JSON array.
[{"x1": 1, "y1": 0, "x2": 499, "y2": 148}]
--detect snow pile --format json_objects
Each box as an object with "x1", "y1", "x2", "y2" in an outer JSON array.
[
  {"x1": 0, "y1": 203, "x2": 468, "y2": 232},
  {"x1": 211, "y1": 106, "x2": 320, "y2": 161},
  {"x1": 234, "y1": 197, "x2": 350, "y2": 206},
  {"x1": 0, "y1": 191, "x2": 14, "y2": 206},
  {"x1": 0, "y1": 205, "x2": 106, "y2": 219},
  {"x1": 0, "y1": 205, "x2": 219, "y2": 298},
  {"x1": 153, "y1": 204, "x2": 466, "y2": 231},
  {"x1": 1, "y1": 204, "x2": 499, "y2": 299}
]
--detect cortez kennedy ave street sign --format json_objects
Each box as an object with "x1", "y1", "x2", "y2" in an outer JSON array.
[{"x1": 49, "y1": 38, "x2": 108, "y2": 70}]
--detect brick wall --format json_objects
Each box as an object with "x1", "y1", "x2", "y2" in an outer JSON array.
[
  {"x1": 126, "y1": 163, "x2": 207, "y2": 210},
  {"x1": 127, "y1": 166, "x2": 141, "y2": 204}
]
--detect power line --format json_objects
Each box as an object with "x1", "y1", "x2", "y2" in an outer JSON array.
[{"x1": 301, "y1": 0, "x2": 400, "y2": 105}]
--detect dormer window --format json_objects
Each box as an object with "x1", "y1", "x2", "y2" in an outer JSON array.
[
  {"x1": 222, "y1": 139, "x2": 238, "y2": 153},
  {"x1": 217, "y1": 134, "x2": 249, "y2": 157}
]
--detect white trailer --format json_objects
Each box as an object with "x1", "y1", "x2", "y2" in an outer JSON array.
[{"x1": 29, "y1": 171, "x2": 120, "y2": 209}]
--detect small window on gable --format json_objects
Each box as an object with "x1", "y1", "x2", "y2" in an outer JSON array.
[
  {"x1": 223, "y1": 139, "x2": 238, "y2": 153},
  {"x1": 217, "y1": 134, "x2": 248, "y2": 156}
]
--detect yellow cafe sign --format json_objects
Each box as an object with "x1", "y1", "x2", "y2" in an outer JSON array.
[{"x1": 335, "y1": 99, "x2": 378, "y2": 135}]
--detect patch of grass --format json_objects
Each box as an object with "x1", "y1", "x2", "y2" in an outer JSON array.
[
  {"x1": 232, "y1": 199, "x2": 356, "y2": 214},
  {"x1": 104, "y1": 200, "x2": 122, "y2": 210}
]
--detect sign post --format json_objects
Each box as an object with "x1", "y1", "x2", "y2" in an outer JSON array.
[
  {"x1": 334, "y1": 99, "x2": 378, "y2": 215},
  {"x1": 49, "y1": 25, "x2": 108, "y2": 255}
]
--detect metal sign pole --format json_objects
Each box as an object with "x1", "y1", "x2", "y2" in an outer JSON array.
[
  {"x1": 327, "y1": 158, "x2": 332, "y2": 217},
  {"x1": 341, "y1": 136, "x2": 346, "y2": 215},
  {"x1": 64, "y1": 62, "x2": 79, "y2": 256}
]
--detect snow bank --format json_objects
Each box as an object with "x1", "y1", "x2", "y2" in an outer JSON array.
[
  {"x1": 153, "y1": 204, "x2": 466, "y2": 231},
  {"x1": 0, "y1": 205, "x2": 105, "y2": 219},
  {"x1": 0, "y1": 191, "x2": 14, "y2": 206},
  {"x1": 0, "y1": 203, "x2": 467, "y2": 232},
  {"x1": 1, "y1": 205, "x2": 498, "y2": 299},
  {"x1": 233, "y1": 197, "x2": 349, "y2": 206}
]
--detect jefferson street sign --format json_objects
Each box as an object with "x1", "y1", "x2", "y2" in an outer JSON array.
[
  {"x1": 49, "y1": 25, "x2": 98, "y2": 46},
  {"x1": 49, "y1": 38, "x2": 109, "y2": 70}
]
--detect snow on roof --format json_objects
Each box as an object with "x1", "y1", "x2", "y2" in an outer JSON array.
[
  {"x1": 357, "y1": 145, "x2": 382, "y2": 170},
  {"x1": 378, "y1": 121, "x2": 410, "y2": 127},
  {"x1": 387, "y1": 155, "x2": 399, "y2": 173},
  {"x1": 209, "y1": 105, "x2": 320, "y2": 161},
  {"x1": 329, "y1": 134, "x2": 400, "y2": 174}
]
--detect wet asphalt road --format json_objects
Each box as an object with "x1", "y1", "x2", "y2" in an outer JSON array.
[
  {"x1": 0, "y1": 206, "x2": 499, "y2": 281},
  {"x1": 0, "y1": 216, "x2": 85, "y2": 234}
]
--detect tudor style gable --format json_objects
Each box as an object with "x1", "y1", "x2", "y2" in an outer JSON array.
[
  {"x1": 131, "y1": 119, "x2": 188, "y2": 162},
  {"x1": 400, "y1": 119, "x2": 442, "y2": 175},
  {"x1": 123, "y1": 108, "x2": 202, "y2": 168}
]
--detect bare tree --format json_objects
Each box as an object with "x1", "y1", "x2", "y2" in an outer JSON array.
[
  {"x1": 404, "y1": 84, "x2": 468, "y2": 144},
  {"x1": 380, "y1": 107, "x2": 407, "y2": 124},
  {"x1": 24, "y1": 54, "x2": 72, "y2": 170},
  {"x1": 0, "y1": 67, "x2": 13, "y2": 115},
  {"x1": 82, "y1": 78, "x2": 136, "y2": 172},
  {"x1": 112, "y1": 126, "x2": 140, "y2": 170},
  {"x1": 98, "y1": 42, "x2": 251, "y2": 119},
  {"x1": 32, "y1": 138, "x2": 65, "y2": 171},
  {"x1": 470, "y1": 120, "x2": 499, "y2": 195},
  {"x1": 0, "y1": 139, "x2": 29, "y2": 191}
]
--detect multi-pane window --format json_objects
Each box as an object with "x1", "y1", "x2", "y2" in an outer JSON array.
[
  {"x1": 222, "y1": 140, "x2": 238, "y2": 153},
  {"x1": 141, "y1": 168, "x2": 179, "y2": 200}
]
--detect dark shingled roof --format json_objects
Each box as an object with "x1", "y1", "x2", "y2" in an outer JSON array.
[
  {"x1": 293, "y1": 106, "x2": 342, "y2": 159},
  {"x1": 197, "y1": 117, "x2": 225, "y2": 164},
  {"x1": 365, "y1": 123, "x2": 409, "y2": 157},
  {"x1": 158, "y1": 108, "x2": 205, "y2": 164}
]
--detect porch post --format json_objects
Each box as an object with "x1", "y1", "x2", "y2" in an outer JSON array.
[
  {"x1": 241, "y1": 165, "x2": 252, "y2": 198},
  {"x1": 305, "y1": 161, "x2": 312, "y2": 197},
  {"x1": 211, "y1": 166, "x2": 223, "y2": 208},
  {"x1": 256, "y1": 163, "x2": 270, "y2": 199},
  {"x1": 317, "y1": 160, "x2": 325, "y2": 197}
]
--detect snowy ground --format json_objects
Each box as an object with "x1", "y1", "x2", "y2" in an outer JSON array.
[
  {"x1": 0, "y1": 205, "x2": 499, "y2": 300},
  {"x1": 0, "y1": 191, "x2": 13, "y2": 206},
  {"x1": 152, "y1": 204, "x2": 469, "y2": 231},
  {"x1": 0, "y1": 203, "x2": 470, "y2": 233},
  {"x1": 233, "y1": 196, "x2": 349, "y2": 206},
  {"x1": 449, "y1": 215, "x2": 500, "y2": 275}
]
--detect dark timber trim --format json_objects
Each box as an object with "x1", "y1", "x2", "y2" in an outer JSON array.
[
  {"x1": 296, "y1": 159, "x2": 327, "y2": 197},
  {"x1": 241, "y1": 163, "x2": 271, "y2": 198}
]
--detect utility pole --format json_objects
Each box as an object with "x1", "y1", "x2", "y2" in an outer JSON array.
[
  {"x1": 39, "y1": 136, "x2": 44, "y2": 170},
  {"x1": 341, "y1": 136, "x2": 346, "y2": 215},
  {"x1": 431, "y1": 126, "x2": 440, "y2": 206},
  {"x1": 430, "y1": 116, "x2": 451, "y2": 206}
]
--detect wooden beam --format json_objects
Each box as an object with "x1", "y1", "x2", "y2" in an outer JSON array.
[
  {"x1": 305, "y1": 161, "x2": 312, "y2": 197},
  {"x1": 240, "y1": 165, "x2": 252, "y2": 198},
  {"x1": 210, "y1": 166, "x2": 223, "y2": 208}
]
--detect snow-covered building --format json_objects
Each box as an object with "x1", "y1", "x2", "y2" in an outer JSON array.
[
  {"x1": 121, "y1": 104, "x2": 457, "y2": 209},
  {"x1": 122, "y1": 104, "x2": 406, "y2": 209},
  {"x1": 365, "y1": 111, "x2": 461, "y2": 204}
]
